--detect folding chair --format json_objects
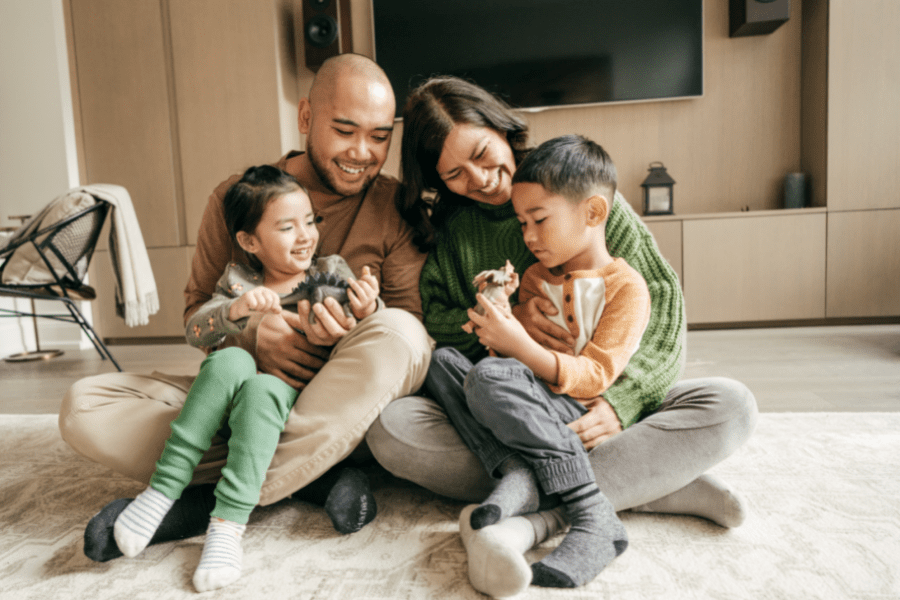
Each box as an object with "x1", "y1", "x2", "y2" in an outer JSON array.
[{"x1": 0, "y1": 200, "x2": 122, "y2": 371}]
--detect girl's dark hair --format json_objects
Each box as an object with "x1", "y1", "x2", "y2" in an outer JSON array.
[
  {"x1": 224, "y1": 165, "x2": 305, "y2": 239},
  {"x1": 398, "y1": 76, "x2": 533, "y2": 252},
  {"x1": 223, "y1": 165, "x2": 305, "y2": 269}
]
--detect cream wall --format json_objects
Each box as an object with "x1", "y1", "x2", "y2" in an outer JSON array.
[{"x1": 0, "y1": 0, "x2": 84, "y2": 357}]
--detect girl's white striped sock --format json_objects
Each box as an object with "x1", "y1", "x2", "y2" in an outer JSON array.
[
  {"x1": 193, "y1": 517, "x2": 246, "y2": 592},
  {"x1": 113, "y1": 486, "x2": 175, "y2": 557}
]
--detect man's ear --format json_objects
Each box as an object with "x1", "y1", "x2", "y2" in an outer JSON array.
[
  {"x1": 235, "y1": 230, "x2": 257, "y2": 255},
  {"x1": 586, "y1": 195, "x2": 609, "y2": 226},
  {"x1": 297, "y1": 98, "x2": 312, "y2": 136}
]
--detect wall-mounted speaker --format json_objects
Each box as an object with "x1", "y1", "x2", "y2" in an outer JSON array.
[
  {"x1": 730, "y1": 0, "x2": 790, "y2": 37},
  {"x1": 301, "y1": 0, "x2": 353, "y2": 72}
]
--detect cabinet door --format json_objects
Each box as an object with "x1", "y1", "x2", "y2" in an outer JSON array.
[
  {"x1": 644, "y1": 220, "x2": 683, "y2": 286},
  {"x1": 88, "y1": 246, "x2": 194, "y2": 339},
  {"x1": 683, "y1": 214, "x2": 826, "y2": 324},
  {"x1": 68, "y1": 0, "x2": 180, "y2": 248},
  {"x1": 826, "y1": 210, "x2": 900, "y2": 318},
  {"x1": 168, "y1": 0, "x2": 283, "y2": 245}
]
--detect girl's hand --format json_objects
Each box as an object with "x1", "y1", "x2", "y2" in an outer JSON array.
[
  {"x1": 348, "y1": 265, "x2": 380, "y2": 320},
  {"x1": 229, "y1": 287, "x2": 283, "y2": 321},
  {"x1": 467, "y1": 293, "x2": 533, "y2": 358}
]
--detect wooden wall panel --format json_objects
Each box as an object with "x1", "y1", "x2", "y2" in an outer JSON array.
[
  {"x1": 68, "y1": 0, "x2": 179, "y2": 248},
  {"x1": 168, "y1": 0, "x2": 283, "y2": 245},
  {"x1": 826, "y1": 210, "x2": 900, "y2": 318},
  {"x1": 827, "y1": 0, "x2": 900, "y2": 211},
  {"x1": 682, "y1": 212, "x2": 826, "y2": 324}
]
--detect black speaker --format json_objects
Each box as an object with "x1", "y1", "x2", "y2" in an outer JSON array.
[
  {"x1": 301, "y1": 0, "x2": 353, "y2": 72},
  {"x1": 730, "y1": 0, "x2": 790, "y2": 37}
]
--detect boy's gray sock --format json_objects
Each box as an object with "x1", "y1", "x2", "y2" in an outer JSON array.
[
  {"x1": 531, "y1": 484, "x2": 628, "y2": 588},
  {"x1": 471, "y1": 456, "x2": 540, "y2": 530}
]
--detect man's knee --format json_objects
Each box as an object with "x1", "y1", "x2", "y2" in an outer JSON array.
[{"x1": 58, "y1": 374, "x2": 104, "y2": 445}]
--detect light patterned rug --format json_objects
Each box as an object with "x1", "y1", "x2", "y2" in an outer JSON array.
[{"x1": 1, "y1": 412, "x2": 898, "y2": 600}]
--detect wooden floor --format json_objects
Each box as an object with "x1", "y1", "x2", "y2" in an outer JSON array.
[{"x1": 1, "y1": 324, "x2": 898, "y2": 415}]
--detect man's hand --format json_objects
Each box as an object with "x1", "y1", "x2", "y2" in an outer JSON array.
[
  {"x1": 255, "y1": 312, "x2": 329, "y2": 389},
  {"x1": 567, "y1": 398, "x2": 622, "y2": 450},
  {"x1": 229, "y1": 287, "x2": 282, "y2": 321},
  {"x1": 512, "y1": 296, "x2": 576, "y2": 355},
  {"x1": 348, "y1": 265, "x2": 380, "y2": 320},
  {"x1": 297, "y1": 297, "x2": 356, "y2": 347}
]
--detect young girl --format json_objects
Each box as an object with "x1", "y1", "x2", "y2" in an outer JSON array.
[{"x1": 112, "y1": 165, "x2": 381, "y2": 592}]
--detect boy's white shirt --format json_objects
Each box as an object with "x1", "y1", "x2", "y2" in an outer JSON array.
[{"x1": 540, "y1": 277, "x2": 607, "y2": 356}]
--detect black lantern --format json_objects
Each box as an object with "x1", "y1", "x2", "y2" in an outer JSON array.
[{"x1": 641, "y1": 162, "x2": 675, "y2": 216}]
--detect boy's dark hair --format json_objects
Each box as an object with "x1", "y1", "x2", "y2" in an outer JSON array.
[
  {"x1": 512, "y1": 134, "x2": 617, "y2": 204},
  {"x1": 223, "y1": 165, "x2": 306, "y2": 241}
]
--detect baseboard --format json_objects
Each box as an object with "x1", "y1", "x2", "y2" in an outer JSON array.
[{"x1": 688, "y1": 316, "x2": 900, "y2": 330}]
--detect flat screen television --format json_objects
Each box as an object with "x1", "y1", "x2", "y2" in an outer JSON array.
[{"x1": 371, "y1": 0, "x2": 704, "y2": 117}]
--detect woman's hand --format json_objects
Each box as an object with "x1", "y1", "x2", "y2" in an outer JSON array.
[
  {"x1": 567, "y1": 399, "x2": 623, "y2": 450},
  {"x1": 296, "y1": 297, "x2": 357, "y2": 347},
  {"x1": 229, "y1": 287, "x2": 282, "y2": 321},
  {"x1": 511, "y1": 296, "x2": 576, "y2": 355},
  {"x1": 348, "y1": 265, "x2": 380, "y2": 320}
]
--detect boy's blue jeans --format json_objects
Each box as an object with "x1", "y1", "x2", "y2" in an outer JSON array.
[{"x1": 424, "y1": 346, "x2": 594, "y2": 495}]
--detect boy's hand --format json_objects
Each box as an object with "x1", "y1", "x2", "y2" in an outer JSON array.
[
  {"x1": 467, "y1": 293, "x2": 533, "y2": 358},
  {"x1": 229, "y1": 287, "x2": 283, "y2": 321},
  {"x1": 348, "y1": 265, "x2": 380, "y2": 320}
]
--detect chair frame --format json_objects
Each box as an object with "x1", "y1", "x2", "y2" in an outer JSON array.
[{"x1": 0, "y1": 201, "x2": 122, "y2": 371}]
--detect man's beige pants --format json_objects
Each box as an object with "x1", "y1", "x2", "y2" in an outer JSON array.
[{"x1": 59, "y1": 309, "x2": 432, "y2": 506}]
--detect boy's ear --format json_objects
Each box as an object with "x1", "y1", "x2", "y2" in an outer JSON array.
[
  {"x1": 586, "y1": 195, "x2": 610, "y2": 226},
  {"x1": 235, "y1": 230, "x2": 257, "y2": 255},
  {"x1": 297, "y1": 98, "x2": 312, "y2": 135}
]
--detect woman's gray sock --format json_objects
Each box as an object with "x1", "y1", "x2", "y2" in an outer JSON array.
[
  {"x1": 471, "y1": 456, "x2": 540, "y2": 529},
  {"x1": 531, "y1": 485, "x2": 628, "y2": 588}
]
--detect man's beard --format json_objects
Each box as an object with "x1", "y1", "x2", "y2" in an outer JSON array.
[{"x1": 307, "y1": 139, "x2": 376, "y2": 197}]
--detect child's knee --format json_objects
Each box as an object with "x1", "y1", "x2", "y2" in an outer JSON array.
[{"x1": 204, "y1": 347, "x2": 255, "y2": 376}]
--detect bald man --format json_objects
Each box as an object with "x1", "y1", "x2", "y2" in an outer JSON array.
[{"x1": 61, "y1": 54, "x2": 432, "y2": 560}]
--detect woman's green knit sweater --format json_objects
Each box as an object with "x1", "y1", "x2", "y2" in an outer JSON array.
[{"x1": 419, "y1": 193, "x2": 686, "y2": 428}]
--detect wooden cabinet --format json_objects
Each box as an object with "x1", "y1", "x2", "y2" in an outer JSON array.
[
  {"x1": 644, "y1": 219, "x2": 683, "y2": 286},
  {"x1": 68, "y1": 0, "x2": 180, "y2": 249},
  {"x1": 88, "y1": 247, "x2": 194, "y2": 339},
  {"x1": 66, "y1": 0, "x2": 296, "y2": 339},
  {"x1": 681, "y1": 210, "x2": 827, "y2": 324},
  {"x1": 826, "y1": 210, "x2": 900, "y2": 318}
]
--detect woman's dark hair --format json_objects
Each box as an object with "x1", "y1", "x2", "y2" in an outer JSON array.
[
  {"x1": 223, "y1": 165, "x2": 306, "y2": 269},
  {"x1": 398, "y1": 76, "x2": 533, "y2": 252}
]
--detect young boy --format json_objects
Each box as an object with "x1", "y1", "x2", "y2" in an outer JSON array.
[{"x1": 424, "y1": 134, "x2": 650, "y2": 590}]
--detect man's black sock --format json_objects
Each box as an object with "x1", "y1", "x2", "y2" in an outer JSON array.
[
  {"x1": 292, "y1": 465, "x2": 377, "y2": 534},
  {"x1": 84, "y1": 483, "x2": 215, "y2": 562}
]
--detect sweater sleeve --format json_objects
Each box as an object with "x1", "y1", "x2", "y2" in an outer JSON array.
[
  {"x1": 602, "y1": 193, "x2": 687, "y2": 428},
  {"x1": 420, "y1": 238, "x2": 488, "y2": 362},
  {"x1": 549, "y1": 266, "x2": 651, "y2": 399},
  {"x1": 184, "y1": 266, "x2": 245, "y2": 349}
]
